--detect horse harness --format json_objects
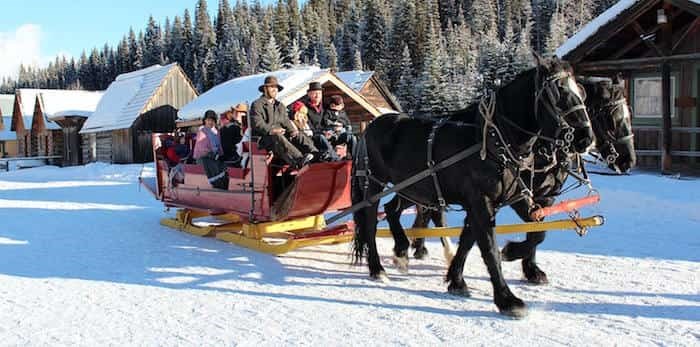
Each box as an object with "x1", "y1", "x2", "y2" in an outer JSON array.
[
  {"x1": 589, "y1": 98, "x2": 634, "y2": 166},
  {"x1": 326, "y1": 69, "x2": 589, "y2": 225}
]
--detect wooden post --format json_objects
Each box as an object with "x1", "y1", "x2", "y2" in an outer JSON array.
[{"x1": 660, "y1": 8, "x2": 673, "y2": 173}]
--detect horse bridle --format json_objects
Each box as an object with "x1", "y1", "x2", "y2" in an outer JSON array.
[
  {"x1": 533, "y1": 70, "x2": 591, "y2": 152},
  {"x1": 589, "y1": 98, "x2": 634, "y2": 165}
]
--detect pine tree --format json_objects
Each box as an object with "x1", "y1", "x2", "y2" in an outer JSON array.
[
  {"x1": 387, "y1": 0, "x2": 417, "y2": 89},
  {"x1": 327, "y1": 44, "x2": 338, "y2": 71},
  {"x1": 259, "y1": 34, "x2": 283, "y2": 72},
  {"x1": 127, "y1": 28, "x2": 141, "y2": 70},
  {"x1": 361, "y1": 0, "x2": 387, "y2": 71},
  {"x1": 143, "y1": 16, "x2": 163, "y2": 67},
  {"x1": 340, "y1": 2, "x2": 360, "y2": 71},
  {"x1": 352, "y1": 50, "x2": 363, "y2": 70},
  {"x1": 182, "y1": 9, "x2": 195, "y2": 79},
  {"x1": 285, "y1": 38, "x2": 302, "y2": 67},
  {"x1": 415, "y1": 2, "x2": 447, "y2": 114},
  {"x1": 395, "y1": 45, "x2": 417, "y2": 113},
  {"x1": 273, "y1": 0, "x2": 291, "y2": 59},
  {"x1": 193, "y1": 0, "x2": 216, "y2": 87}
]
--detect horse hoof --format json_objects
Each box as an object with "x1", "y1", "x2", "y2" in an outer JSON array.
[
  {"x1": 500, "y1": 242, "x2": 518, "y2": 262},
  {"x1": 413, "y1": 247, "x2": 428, "y2": 260},
  {"x1": 392, "y1": 255, "x2": 409, "y2": 274},
  {"x1": 524, "y1": 264, "x2": 549, "y2": 285},
  {"x1": 371, "y1": 272, "x2": 390, "y2": 283},
  {"x1": 447, "y1": 283, "x2": 471, "y2": 297},
  {"x1": 525, "y1": 271, "x2": 549, "y2": 285},
  {"x1": 498, "y1": 304, "x2": 528, "y2": 319}
]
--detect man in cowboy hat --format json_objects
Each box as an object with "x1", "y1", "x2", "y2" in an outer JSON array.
[
  {"x1": 250, "y1": 75, "x2": 318, "y2": 168},
  {"x1": 220, "y1": 103, "x2": 247, "y2": 166},
  {"x1": 303, "y1": 81, "x2": 324, "y2": 132}
]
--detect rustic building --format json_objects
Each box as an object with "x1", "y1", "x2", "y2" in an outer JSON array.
[
  {"x1": 0, "y1": 94, "x2": 18, "y2": 157},
  {"x1": 34, "y1": 90, "x2": 104, "y2": 166},
  {"x1": 336, "y1": 70, "x2": 402, "y2": 115},
  {"x1": 10, "y1": 89, "x2": 42, "y2": 157},
  {"x1": 80, "y1": 63, "x2": 197, "y2": 163},
  {"x1": 558, "y1": 0, "x2": 700, "y2": 171}
]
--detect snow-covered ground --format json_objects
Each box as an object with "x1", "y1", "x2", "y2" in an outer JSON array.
[{"x1": 0, "y1": 163, "x2": 698, "y2": 346}]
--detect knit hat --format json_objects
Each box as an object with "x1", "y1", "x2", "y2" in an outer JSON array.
[{"x1": 291, "y1": 101, "x2": 307, "y2": 114}]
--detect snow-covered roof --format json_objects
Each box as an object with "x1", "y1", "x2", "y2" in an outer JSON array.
[
  {"x1": 557, "y1": 0, "x2": 700, "y2": 58},
  {"x1": 335, "y1": 71, "x2": 374, "y2": 92},
  {"x1": 178, "y1": 66, "x2": 326, "y2": 121},
  {"x1": 0, "y1": 94, "x2": 14, "y2": 117},
  {"x1": 39, "y1": 90, "x2": 103, "y2": 121},
  {"x1": 80, "y1": 63, "x2": 179, "y2": 134},
  {"x1": 0, "y1": 116, "x2": 16, "y2": 141}
]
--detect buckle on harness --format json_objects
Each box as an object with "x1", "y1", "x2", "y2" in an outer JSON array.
[{"x1": 437, "y1": 197, "x2": 446, "y2": 208}]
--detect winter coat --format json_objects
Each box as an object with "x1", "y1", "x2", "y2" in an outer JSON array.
[
  {"x1": 220, "y1": 120, "x2": 243, "y2": 161},
  {"x1": 302, "y1": 97, "x2": 324, "y2": 132},
  {"x1": 193, "y1": 126, "x2": 223, "y2": 160},
  {"x1": 321, "y1": 109, "x2": 351, "y2": 132},
  {"x1": 250, "y1": 96, "x2": 296, "y2": 137}
]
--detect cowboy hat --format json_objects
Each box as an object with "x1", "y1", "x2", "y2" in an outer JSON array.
[
  {"x1": 258, "y1": 75, "x2": 284, "y2": 92},
  {"x1": 232, "y1": 103, "x2": 248, "y2": 113}
]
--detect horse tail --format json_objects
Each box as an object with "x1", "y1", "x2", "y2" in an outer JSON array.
[{"x1": 351, "y1": 135, "x2": 369, "y2": 264}]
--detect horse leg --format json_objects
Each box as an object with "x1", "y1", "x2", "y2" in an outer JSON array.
[
  {"x1": 352, "y1": 180, "x2": 386, "y2": 281},
  {"x1": 384, "y1": 196, "x2": 411, "y2": 273},
  {"x1": 445, "y1": 216, "x2": 475, "y2": 297},
  {"x1": 410, "y1": 206, "x2": 431, "y2": 260},
  {"x1": 433, "y1": 208, "x2": 455, "y2": 265},
  {"x1": 471, "y1": 197, "x2": 527, "y2": 318},
  {"x1": 501, "y1": 200, "x2": 549, "y2": 284}
]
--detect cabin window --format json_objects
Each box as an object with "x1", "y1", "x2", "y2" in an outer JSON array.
[{"x1": 632, "y1": 76, "x2": 676, "y2": 118}]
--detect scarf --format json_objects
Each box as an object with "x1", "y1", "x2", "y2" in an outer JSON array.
[{"x1": 202, "y1": 126, "x2": 222, "y2": 154}]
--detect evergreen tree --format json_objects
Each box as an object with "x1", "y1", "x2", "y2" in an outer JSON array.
[
  {"x1": 395, "y1": 45, "x2": 417, "y2": 113},
  {"x1": 361, "y1": 0, "x2": 387, "y2": 71},
  {"x1": 259, "y1": 34, "x2": 283, "y2": 72},
  {"x1": 143, "y1": 16, "x2": 163, "y2": 67},
  {"x1": 352, "y1": 50, "x2": 363, "y2": 70},
  {"x1": 182, "y1": 9, "x2": 195, "y2": 79},
  {"x1": 327, "y1": 44, "x2": 338, "y2": 71},
  {"x1": 340, "y1": 2, "x2": 360, "y2": 71},
  {"x1": 285, "y1": 38, "x2": 302, "y2": 67},
  {"x1": 415, "y1": 2, "x2": 448, "y2": 114},
  {"x1": 193, "y1": 0, "x2": 216, "y2": 87},
  {"x1": 127, "y1": 28, "x2": 141, "y2": 70}
]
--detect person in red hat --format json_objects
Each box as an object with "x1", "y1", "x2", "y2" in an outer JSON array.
[{"x1": 249, "y1": 75, "x2": 318, "y2": 169}]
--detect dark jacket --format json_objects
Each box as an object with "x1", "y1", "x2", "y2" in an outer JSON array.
[
  {"x1": 250, "y1": 96, "x2": 296, "y2": 137},
  {"x1": 302, "y1": 97, "x2": 324, "y2": 132},
  {"x1": 321, "y1": 109, "x2": 351, "y2": 132},
  {"x1": 220, "y1": 120, "x2": 243, "y2": 161}
]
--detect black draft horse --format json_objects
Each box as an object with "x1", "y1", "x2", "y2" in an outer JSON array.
[
  {"x1": 399, "y1": 77, "x2": 637, "y2": 281},
  {"x1": 351, "y1": 56, "x2": 593, "y2": 318},
  {"x1": 498, "y1": 77, "x2": 637, "y2": 283}
]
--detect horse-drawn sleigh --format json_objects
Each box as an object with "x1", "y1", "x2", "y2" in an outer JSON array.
[{"x1": 141, "y1": 56, "x2": 636, "y2": 318}]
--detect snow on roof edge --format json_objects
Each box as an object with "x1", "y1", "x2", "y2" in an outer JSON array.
[{"x1": 556, "y1": 0, "x2": 639, "y2": 58}]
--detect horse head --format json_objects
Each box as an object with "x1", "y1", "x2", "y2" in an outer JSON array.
[
  {"x1": 532, "y1": 55, "x2": 594, "y2": 154},
  {"x1": 579, "y1": 78, "x2": 637, "y2": 173}
]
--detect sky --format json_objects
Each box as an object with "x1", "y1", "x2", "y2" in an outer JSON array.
[{"x1": 0, "y1": 0, "x2": 276, "y2": 80}]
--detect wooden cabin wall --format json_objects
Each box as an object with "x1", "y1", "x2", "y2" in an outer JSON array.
[
  {"x1": 360, "y1": 81, "x2": 395, "y2": 111},
  {"x1": 145, "y1": 70, "x2": 198, "y2": 112},
  {"x1": 320, "y1": 84, "x2": 373, "y2": 134},
  {"x1": 111, "y1": 128, "x2": 133, "y2": 164},
  {"x1": 1, "y1": 140, "x2": 18, "y2": 157},
  {"x1": 50, "y1": 129, "x2": 64, "y2": 165},
  {"x1": 82, "y1": 131, "x2": 114, "y2": 163}
]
